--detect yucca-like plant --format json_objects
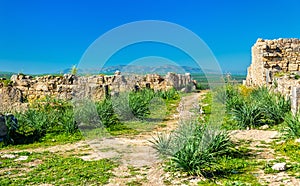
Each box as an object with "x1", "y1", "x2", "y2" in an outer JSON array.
[
  {"x1": 250, "y1": 87, "x2": 290, "y2": 124},
  {"x1": 214, "y1": 84, "x2": 243, "y2": 113},
  {"x1": 96, "y1": 98, "x2": 120, "y2": 128},
  {"x1": 16, "y1": 109, "x2": 50, "y2": 140},
  {"x1": 157, "y1": 88, "x2": 180, "y2": 100},
  {"x1": 262, "y1": 94, "x2": 290, "y2": 124},
  {"x1": 128, "y1": 90, "x2": 152, "y2": 120},
  {"x1": 150, "y1": 119, "x2": 233, "y2": 176},
  {"x1": 112, "y1": 92, "x2": 134, "y2": 121},
  {"x1": 232, "y1": 103, "x2": 263, "y2": 129},
  {"x1": 150, "y1": 132, "x2": 173, "y2": 157},
  {"x1": 283, "y1": 112, "x2": 300, "y2": 139}
]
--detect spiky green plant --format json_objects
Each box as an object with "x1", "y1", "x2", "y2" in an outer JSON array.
[
  {"x1": 283, "y1": 112, "x2": 300, "y2": 139},
  {"x1": 151, "y1": 119, "x2": 233, "y2": 176},
  {"x1": 232, "y1": 103, "x2": 263, "y2": 129},
  {"x1": 96, "y1": 98, "x2": 119, "y2": 128}
]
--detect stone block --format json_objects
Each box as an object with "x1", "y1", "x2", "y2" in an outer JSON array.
[{"x1": 288, "y1": 64, "x2": 299, "y2": 71}]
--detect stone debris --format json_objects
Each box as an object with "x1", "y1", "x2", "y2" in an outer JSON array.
[
  {"x1": 272, "y1": 163, "x2": 287, "y2": 171},
  {"x1": 1, "y1": 154, "x2": 16, "y2": 159},
  {"x1": 259, "y1": 124, "x2": 269, "y2": 130},
  {"x1": 14, "y1": 156, "x2": 28, "y2": 161}
]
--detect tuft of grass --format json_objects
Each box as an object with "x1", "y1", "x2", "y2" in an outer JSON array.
[
  {"x1": 151, "y1": 119, "x2": 234, "y2": 176},
  {"x1": 283, "y1": 112, "x2": 300, "y2": 139},
  {"x1": 217, "y1": 85, "x2": 291, "y2": 129},
  {"x1": 232, "y1": 103, "x2": 263, "y2": 129}
]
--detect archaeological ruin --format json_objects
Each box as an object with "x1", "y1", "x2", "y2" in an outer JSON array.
[
  {"x1": 0, "y1": 72, "x2": 195, "y2": 113},
  {"x1": 246, "y1": 38, "x2": 300, "y2": 113}
]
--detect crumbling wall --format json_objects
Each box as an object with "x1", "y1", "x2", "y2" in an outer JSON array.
[
  {"x1": 246, "y1": 38, "x2": 300, "y2": 86},
  {"x1": 246, "y1": 38, "x2": 300, "y2": 113},
  {"x1": 0, "y1": 72, "x2": 195, "y2": 112}
]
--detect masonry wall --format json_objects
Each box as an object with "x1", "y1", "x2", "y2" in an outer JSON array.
[
  {"x1": 0, "y1": 72, "x2": 195, "y2": 113},
  {"x1": 246, "y1": 38, "x2": 300, "y2": 86},
  {"x1": 246, "y1": 38, "x2": 300, "y2": 113}
]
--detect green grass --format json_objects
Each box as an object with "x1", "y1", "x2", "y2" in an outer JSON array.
[
  {"x1": 271, "y1": 140, "x2": 300, "y2": 177},
  {"x1": 0, "y1": 151, "x2": 117, "y2": 185},
  {"x1": 0, "y1": 132, "x2": 83, "y2": 150},
  {"x1": 191, "y1": 74, "x2": 246, "y2": 90}
]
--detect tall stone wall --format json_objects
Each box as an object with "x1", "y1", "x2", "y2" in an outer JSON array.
[
  {"x1": 0, "y1": 72, "x2": 195, "y2": 113},
  {"x1": 246, "y1": 38, "x2": 300, "y2": 86},
  {"x1": 246, "y1": 38, "x2": 300, "y2": 113}
]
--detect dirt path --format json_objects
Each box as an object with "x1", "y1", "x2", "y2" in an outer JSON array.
[{"x1": 98, "y1": 92, "x2": 201, "y2": 186}]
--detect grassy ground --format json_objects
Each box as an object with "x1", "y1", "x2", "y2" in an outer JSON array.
[
  {"x1": 0, "y1": 91, "x2": 182, "y2": 185},
  {"x1": 0, "y1": 150, "x2": 117, "y2": 185}
]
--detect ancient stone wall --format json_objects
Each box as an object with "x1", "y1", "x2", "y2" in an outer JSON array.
[
  {"x1": 246, "y1": 38, "x2": 300, "y2": 113},
  {"x1": 0, "y1": 72, "x2": 195, "y2": 113},
  {"x1": 246, "y1": 38, "x2": 300, "y2": 86}
]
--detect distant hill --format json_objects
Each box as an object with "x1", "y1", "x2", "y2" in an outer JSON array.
[
  {"x1": 0, "y1": 71, "x2": 14, "y2": 79},
  {"x1": 99, "y1": 65, "x2": 204, "y2": 74},
  {"x1": 60, "y1": 65, "x2": 205, "y2": 75}
]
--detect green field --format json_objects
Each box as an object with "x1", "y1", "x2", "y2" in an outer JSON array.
[{"x1": 191, "y1": 73, "x2": 246, "y2": 89}]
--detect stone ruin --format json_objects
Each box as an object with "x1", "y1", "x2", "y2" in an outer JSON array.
[
  {"x1": 0, "y1": 72, "x2": 195, "y2": 113},
  {"x1": 246, "y1": 38, "x2": 300, "y2": 113}
]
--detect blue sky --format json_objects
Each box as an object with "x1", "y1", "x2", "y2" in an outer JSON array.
[{"x1": 1, "y1": 0, "x2": 300, "y2": 74}]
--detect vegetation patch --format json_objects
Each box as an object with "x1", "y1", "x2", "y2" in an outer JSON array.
[{"x1": 0, "y1": 151, "x2": 117, "y2": 185}]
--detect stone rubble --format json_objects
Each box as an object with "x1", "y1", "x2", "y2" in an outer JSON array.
[{"x1": 271, "y1": 163, "x2": 287, "y2": 171}]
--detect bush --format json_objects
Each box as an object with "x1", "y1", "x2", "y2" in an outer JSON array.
[
  {"x1": 220, "y1": 85, "x2": 291, "y2": 129},
  {"x1": 113, "y1": 88, "x2": 180, "y2": 121},
  {"x1": 283, "y1": 112, "x2": 300, "y2": 139},
  {"x1": 232, "y1": 103, "x2": 263, "y2": 129},
  {"x1": 9, "y1": 98, "x2": 79, "y2": 144},
  {"x1": 215, "y1": 84, "x2": 243, "y2": 113},
  {"x1": 151, "y1": 119, "x2": 233, "y2": 176},
  {"x1": 156, "y1": 88, "x2": 180, "y2": 100},
  {"x1": 128, "y1": 90, "x2": 152, "y2": 120},
  {"x1": 96, "y1": 98, "x2": 120, "y2": 128},
  {"x1": 250, "y1": 87, "x2": 290, "y2": 124}
]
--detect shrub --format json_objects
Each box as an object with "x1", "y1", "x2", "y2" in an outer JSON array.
[
  {"x1": 232, "y1": 103, "x2": 263, "y2": 129},
  {"x1": 96, "y1": 98, "x2": 119, "y2": 128},
  {"x1": 16, "y1": 108, "x2": 50, "y2": 141},
  {"x1": 129, "y1": 90, "x2": 151, "y2": 120},
  {"x1": 250, "y1": 87, "x2": 290, "y2": 124},
  {"x1": 283, "y1": 112, "x2": 300, "y2": 139},
  {"x1": 151, "y1": 119, "x2": 233, "y2": 176},
  {"x1": 220, "y1": 85, "x2": 291, "y2": 129},
  {"x1": 73, "y1": 99, "x2": 100, "y2": 130},
  {"x1": 157, "y1": 88, "x2": 180, "y2": 100},
  {"x1": 111, "y1": 92, "x2": 134, "y2": 121},
  {"x1": 215, "y1": 84, "x2": 243, "y2": 113}
]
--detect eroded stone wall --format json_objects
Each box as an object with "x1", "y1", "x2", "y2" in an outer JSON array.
[
  {"x1": 246, "y1": 38, "x2": 300, "y2": 86},
  {"x1": 246, "y1": 38, "x2": 300, "y2": 113},
  {"x1": 0, "y1": 72, "x2": 195, "y2": 112}
]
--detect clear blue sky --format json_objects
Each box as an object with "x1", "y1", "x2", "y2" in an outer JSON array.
[{"x1": 1, "y1": 0, "x2": 300, "y2": 74}]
